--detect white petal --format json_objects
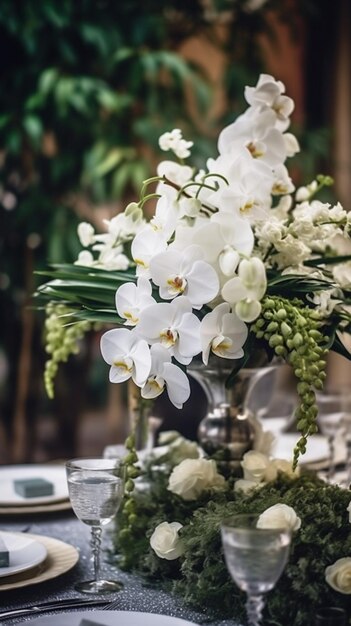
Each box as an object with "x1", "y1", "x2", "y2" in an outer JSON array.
[
  {"x1": 100, "y1": 328, "x2": 134, "y2": 364},
  {"x1": 185, "y1": 260, "x2": 219, "y2": 309},
  {"x1": 221, "y1": 277, "x2": 247, "y2": 305},
  {"x1": 177, "y1": 312, "x2": 201, "y2": 358},
  {"x1": 130, "y1": 340, "x2": 152, "y2": 387},
  {"x1": 219, "y1": 246, "x2": 240, "y2": 276},
  {"x1": 163, "y1": 362, "x2": 190, "y2": 408},
  {"x1": 137, "y1": 303, "x2": 174, "y2": 342},
  {"x1": 200, "y1": 303, "x2": 230, "y2": 364},
  {"x1": 235, "y1": 299, "x2": 262, "y2": 322}
]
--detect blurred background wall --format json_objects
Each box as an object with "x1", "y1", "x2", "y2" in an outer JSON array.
[{"x1": 0, "y1": 0, "x2": 350, "y2": 464}]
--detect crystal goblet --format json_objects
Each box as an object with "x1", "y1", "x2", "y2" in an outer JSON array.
[
  {"x1": 66, "y1": 457, "x2": 125, "y2": 594},
  {"x1": 316, "y1": 392, "x2": 345, "y2": 482},
  {"x1": 221, "y1": 514, "x2": 292, "y2": 626}
]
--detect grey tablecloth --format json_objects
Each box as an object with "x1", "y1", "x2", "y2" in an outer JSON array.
[{"x1": 0, "y1": 511, "x2": 240, "y2": 625}]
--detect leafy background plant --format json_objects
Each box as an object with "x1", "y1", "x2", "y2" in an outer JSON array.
[{"x1": 0, "y1": 0, "x2": 332, "y2": 461}]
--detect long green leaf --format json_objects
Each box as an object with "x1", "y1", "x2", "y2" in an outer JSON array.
[{"x1": 304, "y1": 254, "x2": 351, "y2": 267}]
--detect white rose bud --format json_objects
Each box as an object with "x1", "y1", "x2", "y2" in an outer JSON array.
[
  {"x1": 150, "y1": 521, "x2": 184, "y2": 560},
  {"x1": 241, "y1": 451, "x2": 271, "y2": 483},
  {"x1": 168, "y1": 458, "x2": 225, "y2": 501},
  {"x1": 325, "y1": 557, "x2": 351, "y2": 594},
  {"x1": 257, "y1": 503, "x2": 301, "y2": 531}
]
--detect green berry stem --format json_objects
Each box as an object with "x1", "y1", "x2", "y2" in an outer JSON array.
[
  {"x1": 251, "y1": 295, "x2": 327, "y2": 468},
  {"x1": 44, "y1": 303, "x2": 91, "y2": 398}
]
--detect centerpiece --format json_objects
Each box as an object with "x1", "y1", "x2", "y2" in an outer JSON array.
[{"x1": 36, "y1": 74, "x2": 351, "y2": 624}]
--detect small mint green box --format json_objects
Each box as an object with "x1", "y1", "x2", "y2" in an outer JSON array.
[{"x1": 14, "y1": 478, "x2": 54, "y2": 498}]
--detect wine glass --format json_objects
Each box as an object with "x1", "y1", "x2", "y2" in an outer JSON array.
[
  {"x1": 66, "y1": 457, "x2": 125, "y2": 594},
  {"x1": 316, "y1": 392, "x2": 347, "y2": 482},
  {"x1": 221, "y1": 514, "x2": 292, "y2": 626}
]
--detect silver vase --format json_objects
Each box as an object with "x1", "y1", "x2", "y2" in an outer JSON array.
[{"x1": 189, "y1": 358, "x2": 272, "y2": 474}]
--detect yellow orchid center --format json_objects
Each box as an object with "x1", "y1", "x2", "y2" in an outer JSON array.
[
  {"x1": 160, "y1": 328, "x2": 178, "y2": 348},
  {"x1": 246, "y1": 141, "x2": 264, "y2": 159},
  {"x1": 211, "y1": 334, "x2": 232, "y2": 357},
  {"x1": 167, "y1": 275, "x2": 187, "y2": 295}
]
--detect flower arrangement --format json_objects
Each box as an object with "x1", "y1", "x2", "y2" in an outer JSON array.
[
  {"x1": 115, "y1": 432, "x2": 351, "y2": 626},
  {"x1": 37, "y1": 73, "x2": 351, "y2": 465}
]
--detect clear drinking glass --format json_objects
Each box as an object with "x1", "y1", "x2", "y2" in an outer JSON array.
[
  {"x1": 66, "y1": 457, "x2": 125, "y2": 594},
  {"x1": 221, "y1": 514, "x2": 292, "y2": 626},
  {"x1": 316, "y1": 393, "x2": 345, "y2": 482}
]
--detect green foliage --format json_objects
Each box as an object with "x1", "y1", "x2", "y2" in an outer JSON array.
[{"x1": 114, "y1": 471, "x2": 351, "y2": 625}]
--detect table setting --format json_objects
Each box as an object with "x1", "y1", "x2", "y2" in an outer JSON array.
[{"x1": 3, "y1": 73, "x2": 351, "y2": 625}]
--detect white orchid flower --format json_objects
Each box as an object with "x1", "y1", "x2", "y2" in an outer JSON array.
[
  {"x1": 131, "y1": 226, "x2": 168, "y2": 278},
  {"x1": 115, "y1": 277, "x2": 156, "y2": 326},
  {"x1": 191, "y1": 216, "x2": 253, "y2": 277},
  {"x1": 149, "y1": 244, "x2": 219, "y2": 309},
  {"x1": 158, "y1": 128, "x2": 193, "y2": 159},
  {"x1": 100, "y1": 328, "x2": 151, "y2": 387},
  {"x1": 283, "y1": 132, "x2": 300, "y2": 157},
  {"x1": 74, "y1": 250, "x2": 94, "y2": 267},
  {"x1": 96, "y1": 247, "x2": 129, "y2": 271},
  {"x1": 207, "y1": 153, "x2": 273, "y2": 223},
  {"x1": 136, "y1": 296, "x2": 201, "y2": 365},
  {"x1": 200, "y1": 302, "x2": 248, "y2": 365},
  {"x1": 149, "y1": 195, "x2": 177, "y2": 241},
  {"x1": 218, "y1": 108, "x2": 287, "y2": 167},
  {"x1": 141, "y1": 344, "x2": 190, "y2": 409},
  {"x1": 221, "y1": 257, "x2": 267, "y2": 322},
  {"x1": 77, "y1": 222, "x2": 95, "y2": 247},
  {"x1": 271, "y1": 164, "x2": 295, "y2": 195},
  {"x1": 244, "y1": 74, "x2": 294, "y2": 130}
]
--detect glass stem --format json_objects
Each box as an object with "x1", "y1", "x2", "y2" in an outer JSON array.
[
  {"x1": 90, "y1": 526, "x2": 102, "y2": 582},
  {"x1": 246, "y1": 593, "x2": 265, "y2": 626},
  {"x1": 327, "y1": 435, "x2": 335, "y2": 482}
]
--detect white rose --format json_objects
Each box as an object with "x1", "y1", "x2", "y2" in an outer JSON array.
[
  {"x1": 168, "y1": 458, "x2": 225, "y2": 501},
  {"x1": 241, "y1": 451, "x2": 271, "y2": 483},
  {"x1": 150, "y1": 521, "x2": 184, "y2": 560},
  {"x1": 234, "y1": 479, "x2": 263, "y2": 494},
  {"x1": 257, "y1": 503, "x2": 301, "y2": 531},
  {"x1": 325, "y1": 558, "x2": 351, "y2": 594},
  {"x1": 265, "y1": 459, "x2": 300, "y2": 482},
  {"x1": 169, "y1": 437, "x2": 200, "y2": 464}
]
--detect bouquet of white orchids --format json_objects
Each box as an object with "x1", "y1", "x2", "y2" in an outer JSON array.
[{"x1": 37, "y1": 74, "x2": 351, "y2": 465}]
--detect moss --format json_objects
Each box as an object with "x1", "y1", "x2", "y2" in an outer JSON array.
[{"x1": 114, "y1": 472, "x2": 351, "y2": 625}]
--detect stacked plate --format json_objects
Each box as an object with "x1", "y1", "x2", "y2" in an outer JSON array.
[
  {"x1": 11, "y1": 611, "x2": 201, "y2": 626},
  {"x1": 0, "y1": 530, "x2": 79, "y2": 591},
  {"x1": 0, "y1": 464, "x2": 71, "y2": 514}
]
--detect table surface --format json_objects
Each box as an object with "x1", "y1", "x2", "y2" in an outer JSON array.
[{"x1": 0, "y1": 510, "x2": 240, "y2": 625}]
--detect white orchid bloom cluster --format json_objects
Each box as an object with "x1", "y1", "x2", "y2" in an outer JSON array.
[
  {"x1": 67, "y1": 73, "x2": 351, "y2": 423},
  {"x1": 75, "y1": 202, "x2": 145, "y2": 270},
  {"x1": 97, "y1": 74, "x2": 301, "y2": 409}
]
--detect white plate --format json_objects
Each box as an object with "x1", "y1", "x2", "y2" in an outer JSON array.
[
  {"x1": 14, "y1": 611, "x2": 200, "y2": 626},
  {"x1": 0, "y1": 465, "x2": 68, "y2": 506},
  {"x1": 0, "y1": 533, "x2": 78, "y2": 591},
  {"x1": 0, "y1": 531, "x2": 47, "y2": 578},
  {"x1": 272, "y1": 433, "x2": 329, "y2": 464}
]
